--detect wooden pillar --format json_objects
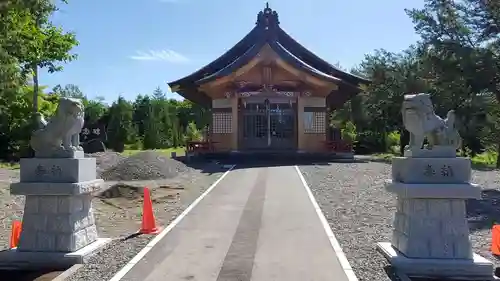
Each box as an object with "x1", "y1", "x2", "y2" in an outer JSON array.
[
  {"x1": 297, "y1": 95, "x2": 305, "y2": 151},
  {"x1": 230, "y1": 96, "x2": 238, "y2": 151}
]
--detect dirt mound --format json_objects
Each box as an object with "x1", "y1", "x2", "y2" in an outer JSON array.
[
  {"x1": 100, "y1": 151, "x2": 190, "y2": 181},
  {"x1": 86, "y1": 151, "x2": 127, "y2": 178}
]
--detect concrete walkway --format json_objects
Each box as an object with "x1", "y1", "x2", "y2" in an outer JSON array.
[{"x1": 112, "y1": 166, "x2": 354, "y2": 281}]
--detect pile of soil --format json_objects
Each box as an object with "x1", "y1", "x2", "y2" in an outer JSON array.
[
  {"x1": 99, "y1": 151, "x2": 190, "y2": 181},
  {"x1": 86, "y1": 152, "x2": 127, "y2": 178}
]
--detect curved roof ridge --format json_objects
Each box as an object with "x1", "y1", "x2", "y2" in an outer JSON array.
[
  {"x1": 276, "y1": 27, "x2": 371, "y2": 83},
  {"x1": 270, "y1": 41, "x2": 341, "y2": 82},
  {"x1": 168, "y1": 26, "x2": 259, "y2": 89},
  {"x1": 196, "y1": 40, "x2": 265, "y2": 84}
]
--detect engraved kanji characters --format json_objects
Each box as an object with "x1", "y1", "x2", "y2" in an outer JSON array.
[
  {"x1": 423, "y1": 164, "x2": 436, "y2": 177},
  {"x1": 50, "y1": 165, "x2": 62, "y2": 177},
  {"x1": 440, "y1": 165, "x2": 454, "y2": 177}
]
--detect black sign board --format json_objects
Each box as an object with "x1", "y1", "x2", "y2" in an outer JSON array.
[
  {"x1": 80, "y1": 122, "x2": 107, "y2": 142},
  {"x1": 80, "y1": 122, "x2": 108, "y2": 153}
]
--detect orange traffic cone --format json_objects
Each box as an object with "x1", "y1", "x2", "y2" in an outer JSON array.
[
  {"x1": 491, "y1": 225, "x2": 500, "y2": 256},
  {"x1": 139, "y1": 187, "x2": 161, "y2": 235},
  {"x1": 9, "y1": 220, "x2": 22, "y2": 249}
]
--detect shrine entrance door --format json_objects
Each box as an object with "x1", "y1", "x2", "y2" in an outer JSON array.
[{"x1": 239, "y1": 97, "x2": 296, "y2": 151}]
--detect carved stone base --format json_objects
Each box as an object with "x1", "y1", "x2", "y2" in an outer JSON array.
[
  {"x1": 376, "y1": 242, "x2": 494, "y2": 279},
  {"x1": 17, "y1": 194, "x2": 98, "y2": 252},
  {"x1": 391, "y1": 197, "x2": 472, "y2": 259},
  {"x1": 11, "y1": 157, "x2": 103, "y2": 253}
]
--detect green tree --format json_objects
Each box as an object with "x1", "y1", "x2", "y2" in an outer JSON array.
[
  {"x1": 0, "y1": 85, "x2": 57, "y2": 159},
  {"x1": 0, "y1": 1, "x2": 73, "y2": 158},
  {"x1": 9, "y1": 0, "x2": 78, "y2": 115},
  {"x1": 52, "y1": 84, "x2": 84, "y2": 99},
  {"x1": 406, "y1": 0, "x2": 500, "y2": 165},
  {"x1": 143, "y1": 101, "x2": 161, "y2": 149},
  {"x1": 152, "y1": 86, "x2": 165, "y2": 100},
  {"x1": 354, "y1": 47, "x2": 425, "y2": 153},
  {"x1": 107, "y1": 96, "x2": 134, "y2": 152},
  {"x1": 133, "y1": 95, "x2": 151, "y2": 137},
  {"x1": 458, "y1": 0, "x2": 500, "y2": 166},
  {"x1": 84, "y1": 96, "x2": 107, "y2": 124}
]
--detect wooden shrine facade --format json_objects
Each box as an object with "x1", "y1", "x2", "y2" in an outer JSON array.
[{"x1": 168, "y1": 4, "x2": 370, "y2": 154}]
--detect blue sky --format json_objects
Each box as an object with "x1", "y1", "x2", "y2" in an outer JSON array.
[{"x1": 40, "y1": 0, "x2": 424, "y2": 104}]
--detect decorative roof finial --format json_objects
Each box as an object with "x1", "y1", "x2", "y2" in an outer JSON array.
[{"x1": 256, "y1": 2, "x2": 280, "y2": 28}]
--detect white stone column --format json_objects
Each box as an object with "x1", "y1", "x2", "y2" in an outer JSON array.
[{"x1": 376, "y1": 147, "x2": 494, "y2": 279}]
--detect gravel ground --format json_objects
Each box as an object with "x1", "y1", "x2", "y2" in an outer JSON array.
[
  {"x1": 299, "y1": 161, "x2": 500, "y2": 281},
  {"x1": 0, "y1": 169, "x2": 22, "y2": 248}
]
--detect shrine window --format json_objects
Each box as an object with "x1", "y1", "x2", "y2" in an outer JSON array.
[
  {"x1": 212, "y1": 112, "x2": 232, "y2": 134},
  {"x1": 303, "y1": 110, "x2": 326, "y2": 134}
]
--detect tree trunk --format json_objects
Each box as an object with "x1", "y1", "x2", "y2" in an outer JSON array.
[
  {"x1": 28, "y1": 64, "x2": 39, "y2": 158},
  {"x1": 32, "y1": 64, "x2": 39, "y2": 114}
]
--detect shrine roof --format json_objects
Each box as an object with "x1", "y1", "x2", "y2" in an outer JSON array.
[{"x1": 167, "y1": 4, "x2": 371, "y2": 106}]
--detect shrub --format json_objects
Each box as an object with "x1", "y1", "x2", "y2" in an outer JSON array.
[
  {"x1": 341, "y1": 121, "x2": 357, "y2": 142},
  {"x1": 386, "y1": 131, "x2": 401, "y2": 153},
  {"x1": 471, "y1": 150, "x2": 497, "y2": 167},
  {"x1": 354, "y1": 131, "x2": 386, "y2": 154},
  {"x1": 126, "y1": 139, "x2": 143, "y2": 150},
  {"x1": 184, "y1": 122, "x2": 202, "y2": 143}
]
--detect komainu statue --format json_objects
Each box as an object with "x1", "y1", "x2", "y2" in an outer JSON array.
[
  {"x1": 401, "y1": 93, "x2": 461, "y2": 151},
  {"x1": 30, "y1": 97, "x2": 85, "y2": 158}
]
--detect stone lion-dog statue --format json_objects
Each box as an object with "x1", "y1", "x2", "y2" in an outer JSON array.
[
  {"x1": 401, "y1": 93, "x2": 461, "y2": 151},
  {"x1": 30, "y1": 97, "x2": 85, "y2": 158}
]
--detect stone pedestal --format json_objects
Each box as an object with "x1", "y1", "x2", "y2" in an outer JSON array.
[
  {"x1": 0, "y1": 153, "x2": 110, "y2": 269},
  {"x1": 376, "y1": 150, "x2": 494, "y2": 279}
]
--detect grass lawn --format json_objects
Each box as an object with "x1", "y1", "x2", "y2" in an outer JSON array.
[
  {"x1": 370, "y1": 151, "x2": 498, "y2": 170},
  {"x1": 0, "y1": 162, "x2": 20, "y2": 170},
  {"x1": 122, "y1": 147, "x2": 186, "y2": 157}
]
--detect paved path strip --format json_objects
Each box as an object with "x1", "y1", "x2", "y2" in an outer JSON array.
[{"x1": 111, "y1": 165, "x2": 354, "y2": 281}]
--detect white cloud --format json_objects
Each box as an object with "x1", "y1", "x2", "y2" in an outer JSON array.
[{"x1": 129, "y1": 50, "x2": 190, "y2": 64}]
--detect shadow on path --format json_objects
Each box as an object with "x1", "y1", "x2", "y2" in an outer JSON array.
[
  {"x1": 178, "y1": 153, "x2": 369, "y2": 173},
  {"x1": 0, "y1": 269, "x2": 64, "y2": 281}
]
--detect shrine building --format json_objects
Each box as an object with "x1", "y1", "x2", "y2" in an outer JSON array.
[{"x1": 168, "y1": 4, "x2": 370, "y2": 155}]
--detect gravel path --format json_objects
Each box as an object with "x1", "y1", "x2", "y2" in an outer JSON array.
[{"x1": 299, "y1": 161, "x2": 500, "y2": 281}]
